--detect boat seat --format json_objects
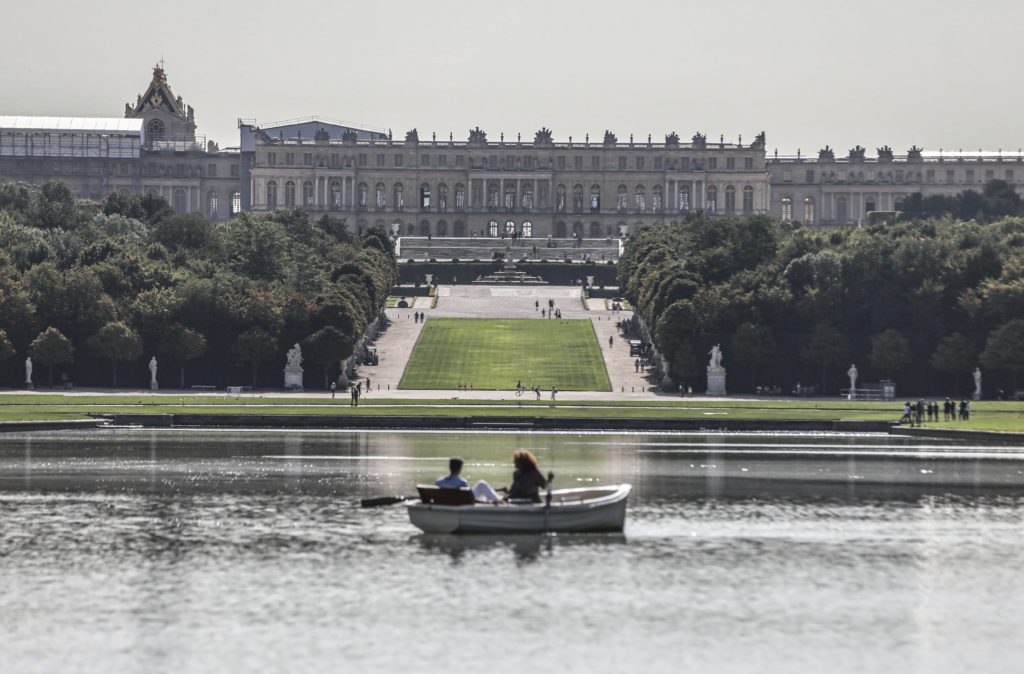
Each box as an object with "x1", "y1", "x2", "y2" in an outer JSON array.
[{"x1": 416, "y1": 485, "x2": 476, "y2": 506}]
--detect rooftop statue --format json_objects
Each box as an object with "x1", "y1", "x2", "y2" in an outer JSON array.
[
  {"x1": 534, "y1": 127, "x2": 553, "y2": 146},
  {"x1": 603, "y1": 130, "x2": 617, "y2": 145},
  {"x1": 907, "y1": 145, "x2": 924, "y2": 160},
  {"x1": 818, "y1": 145, "x2": 835, "y2": 161},
  {"x1": 468, "y1": 127, "x2": 487, "y2": 145},
  {"x1": 877, "y1": 145, "x2": 894, "y2": 161},
  {"x1": 750, "y1": 131, "x2": 766, "y2": 149},
  {"x1": 405, "y1": 128, "x2": 419, "y2": 144},
  {"x1": 848, "y1": 145, "x2": 866, "y2": 161},
  {"x1": 691, "y1": 132, "x2": 707, "y2": 148},
  {"x1": 665, "y1": 131, "x2": 680, "y2": 147}
]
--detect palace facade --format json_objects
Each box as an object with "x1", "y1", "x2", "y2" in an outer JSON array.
[{"x1": 3, "y1": 67, "x2": 1023, "y2": 235}]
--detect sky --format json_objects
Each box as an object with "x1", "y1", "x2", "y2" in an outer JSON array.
[{"x1": 2, "y1": 0, "x2": 1023, "y2": 156}]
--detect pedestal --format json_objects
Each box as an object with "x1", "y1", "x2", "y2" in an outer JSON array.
[
  {"x1": 284, "y1": 366, "x2": 304, "y2": 391},
  {"x1": 706, "y1": 369, "x2": 727, "y2": 396},
  {"x1": 151, "y1": 381, "x2": 159, "y2": 391},
  {"x1": 972, "y1": 391, "x2": 981, "y2": 401},
  {"x1": 25, "y1": 382, "x2": 33, "y2": 391}
]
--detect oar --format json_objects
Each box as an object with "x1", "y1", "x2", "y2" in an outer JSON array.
[
  {"x1": 543, "y1": 471, "x2": 555, "y2": 531},
  {"x1": 360, "y1": 495, "x2": 417, "y2": 508}
]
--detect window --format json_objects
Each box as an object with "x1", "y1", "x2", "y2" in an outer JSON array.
[
  {"x1": 781, "y1": 196, "x2": 793, "y2": 220},
  {"x1": 742, "y1": 186, "x2": 754, "y2": 213},
  {"x1": 865, "y1": 199, "x2": 876, "y2": 213},
  {"x1": 230, "y1": 191, "x2": 241, "y2": 215},
  {"x1": 679, "y1": 185, "x2": 691, "y2": 212},
  {"x1": 438, "y1": 154, "x2": 447, "y2": 166},
  {"x1": 590, "y1": 185, "x2": 601, "y2": 212},
  {"x1": 394, "y1": 183, "x2": 404, "y2": 210},
  {"x1": 455, "y1": 184, "x2": 465, "y2": 209},
  {"x1": 455, "y1": 155, "x2": 465, "y2": 166},
  {"x1": 286, "y1": 153, "x2": 295, "y2": 166},
  {"x1": 572, "y1": 184, "x2": 584, "y2": 212},
  {"x1": 708, "y1": 158, "x2": 717, "y2": 170},
  {"x1": 985, "y1": 169, "x2": 995, "y2": 180},
  {"x1": 618, "y1": 157, "x2": 627, "y2": 170},
  {"x1": 617, "y1": 185, "x2": 628, "y2": 211},
  {"x1": 420, "y1": 155, "x2": 429, "y2": 166},
  {"x1": 966, "y1": 170, "x2": 975, "y2": 183},
  {"x1": 376, "y1": 154, "x2": 385, "y2": 167},
  {"x1": 726, "y1": 157, "x2": 735, "y2": 170},
  {"x1": 437, "y1": 220, "x2": 448, "y2": 236},
  {"x1": 284, "y1": 180, "x2": 296, "y2": 207},
  {"x1": 522, "y1": 185, "x2": 533, "y2": 209},
  {"x1": 420, "y1": 183, "x2": 431, "y2": 210},
  {"x1": 488, "y1": 183, "x2": 499, "y2": 207},
  {"x1": 635, "y1": 185, "x2": 646, "y2": 212},
  {"x1": 636, "y1": 157, "x2": 645, "y2": 171},
  {"x1": 744, "y1": 157, "x2": 754, "y2": 170},
  {"x1": 506, "y1": 220, "x2": 515, "y2": 234},
  {"x1": 358, "y1": 154, "x2": 367, "y2": 166},
  {"x1": 437, "y1": 183, "x2": 448, "y2": 212},
  {"x1": 592, "y1": 156, "x2": 601, "y2": 170},
  {"x1": 724, "y1": 186, "x2": 736, "y2": 213},
  {"x1": 803, "y1": 197, "x2": 816, "y2": 224},
  {"x1": 522, "y1": 221, "x2": 532, "y2": 237},
  {"x1": 395, "y1": 155, "x2": 403, "y2": 167},
  {"x1": 557, "y1": 156, "x2": 566, "y2": 170},
  {"x1": 173, "y1": 189, "x2": 186, "y2": 212},
  {"x1": 556, "y1": 185, "x2": 566, "y2": 212},
  {"x1": 806, "y1": 170, "x2": 815, "y2": 183},
  {"x1": 836, "y1": 196, "x2": 848, "y2": 223},
  {"x1": 266, "y1": 181, "x2": 278, "y2": 209},
  {"x1": 230, "y1": 164, "x2": 239, "y2": 177},
  {"x1": 680, "y1": 158, "x2": 690, "y2": 170},
  {"x1": 303, "y1": 153, "x2": 312, "y2": 166},
  {"x1": 504, "y1": 184, "x2": 516, "y2": 210},
  {"x1": 376, "y1": 183, "x2": 386, "y2": 208},
  {"x1": 489, "y1": 155, "x2": 497, "y2": 169},
  {"x1": 652, "y1": 185, "x2": 663, "y2": 212},
  {"x1": 147, "y1": 119, "x2": 165, "y2": 140},
  {"x1": 782, "y1": 170, "x2": 792, "y2": 182},
  {"x1": 358, "y1": 182, "x2": 368, "y2": 207},
  {"x1": 895, "y1": 170, "x2": 903, "y2": 183},
  {"x1": 330, "y1": 154, "x2": 339, "y2": 167},
  {"x1": 575, "y1": 156, "x2": 583, "y2": 170},
  {"x1": 268, "y1": 152, "x2": 277, "y2": 165},
  {"x1": 838, "y1": 170, "x2": 847, "y2": 182},
  {"x1": 331, "y1": 181, "x2": 342, "y2": 210},
  {"x1": 207, "y1": 190, "x2": 219, "y2": 219},
  {"x1": 866, "y1": 170, "x2": 875, "y2": 182},
  {"x1": 303, "y1": 181, "x2": 314, "y2": 207},
  {"x1": 208, "y1": 163, "x2": 217, "y2": 177},
  {"x1": 489, "y1": 220, "x2": 499, "y2": 237},
  {"x1": 926, "y1": 169, "x2": 935, "y2": 183},
  {"x1": 706, "y1": 186, "x2": 717, "y2": 213},
  {"x1": 654, "y1": 157, "x2": 663, "y2": 170},
  {"x1": 946, "y1": 169, "x2": 955, "y2": 183}
]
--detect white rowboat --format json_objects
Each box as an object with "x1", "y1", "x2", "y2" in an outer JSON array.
[{"x1": 406, "y1": 484, "x2": 632, "y2": 534}]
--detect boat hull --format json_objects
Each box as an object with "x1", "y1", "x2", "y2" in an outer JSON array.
[{"x1": 407, "y1": 484, "x2": 631, "y2": 534}]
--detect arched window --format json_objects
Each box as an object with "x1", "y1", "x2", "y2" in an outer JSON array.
[
  {"x1": 725, "y1": 185, "x2": 736, "y2": 214},
  {"x1": 207, "y1": 190, "x2": 219, "y2": 220},
  {"x1": 505, "y1": 220, "x2": 515, "y2": 234},
  {"x1": 803, "y1": 196, "x2": 816, "y2": 224},
  {"x1": 555, "y1": 221, "x2": 567, "y2": 237},
  {"x1": 742, "y1": 185, "x2": 754, "y2": 213},
  {"x1": 420, "y1": 182, "x2": 431, "y2": 211},
  {"x1": 330, "y1": 181, "x2": 342, "y2": 210},
  {"x1": 836, "y1": 196, "x2": 848, "y2": 223},
  {"x1": 173, "y1": 189, "x2": 187, "y2": 212},
  {"x1": 303, "y1": 181, "x2": 314, "y2": 207},
  {"x1": 437, "y1": 183, "x2": 448, "y2": 212},
  {"x1": 522, "y1": 184, "x2": 533, "y2": 210},
  {"x1": 358, "y1": 182, "x2": 368, "y2": 207},
  {"x1": 147, "y1": 119, "x2": 165, "y2": 140},
  {"x1": 589, "y1": 222, "x2": 601, "y2": 238},
  {"x1": 556, "y1": 185, "x2": 567, "y2": 212},
  {"x1": 284, "y1": 180, "x2": 296, "y2": 207},
  {"x1": 781, "y1": 196, "x2": 793, "y2": 221},
  {"x1": 706, "y1": 185, "x2": 718, "y2": 214},
  {"x1": 635, "y1": 185, "x2": 646, "y2": 212},
  {"x1": 617, "y1": 185, "x2": 628, "y2": 212},
  {"x1": 230, "y1": 191, "x2": 241, "y2": 216},
  {"x1": 504, "y1": 184, "x2": 516, "y2": 210},
  {"x1": 266, "y1": 181, "x2": 278, "y2": 209},
  {"x1": 394, "y1": 183, "x2": 404, "y2": 210},
  {"x1": 488, "y1": 220, "x2": 499, "y2": 237},
  {"x1": 437, "y1": 220, "x2": 448, "y2": 236},
  {"x1": 375, "y1": 182, "x2": 386, "y2": 209},
  {"x1": 521, "y1": 221, "x2": 532, "y2": 237},
  {"x1": 419, "y1": 220, "x2": 430, "y2": 236},
  {"x1": 679, "y1": 185, "x2": 691, "y2": 212},
  {"x1": 455, "y1": 184, "x2": 465, "y2": 210},
  {"x1": 652, "y1": 185, "x2": 663, "y2": 212},
  {"x1": 572, "y1": 184, "x2": 584, "y2": 212},
  {"x1": 590, "y1": 184, "x2": 601, "y2": 212}
]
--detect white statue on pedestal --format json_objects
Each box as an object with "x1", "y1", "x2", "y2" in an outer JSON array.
[
  {"x1": 847, "y1": 364, "x2": 858, "y2": 398},
  {"x1": 149, "y1": 356, "x2": 158, "y2": 390},
  {"x1": 25, "y1": 357, "x2": 33, "y2": 389},
  {"x1": 284, "y1": 343, "x2": 304, "y2": 390},
  {"x1": 706, "y1": 343, "x2": 727, "y2": 395},
  {"x1": 973, "y1": 367, "x2": 982, "y2": 401}
]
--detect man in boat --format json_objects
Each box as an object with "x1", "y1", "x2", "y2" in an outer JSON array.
[{"x1": 435, "y1": 457, "x2": 469, "y2": 489}]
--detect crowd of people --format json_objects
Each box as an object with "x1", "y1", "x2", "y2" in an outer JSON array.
[{"x1": 899, "y1": 398, "x2": 972, "y2": 426}]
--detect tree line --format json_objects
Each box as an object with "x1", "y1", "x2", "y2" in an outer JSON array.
[
  {"x1": 0, "y1": 180, "x2": 397, "y2": 389},
  {"x1": 619, "y1": 211, "x2": 1024, "y2": 396}
]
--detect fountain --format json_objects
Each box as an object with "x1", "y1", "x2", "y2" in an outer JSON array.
[{"x1": 473, "y1": 251, "x2": 547, "y2": 284}]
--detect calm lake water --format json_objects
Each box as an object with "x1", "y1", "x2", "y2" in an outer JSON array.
[{"x1": 1, "y1": 429, "x2": 1023, "y2": 673}]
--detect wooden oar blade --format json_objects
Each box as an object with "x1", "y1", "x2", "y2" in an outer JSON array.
[{"x1": 360, "y1": 495, "x2": 414, "y2": 508}]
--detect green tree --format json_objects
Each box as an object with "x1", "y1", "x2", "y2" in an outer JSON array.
[
  {"x1": 802, "y1": 324, "x2": 847, "y2": 394},
  {"x1": 0, "y1": 329, "x2": 14, "y2": 363},
  {"x1": 231, "y1": 327, "x2": 278, "y2": 389},
  {"x1": 29, "y1": 327, "x2": 74, "y2": 387},
  {"x1": 980, "y1": 319, "x2": 1024, "y2": 391},
  {"x1": 87, "y1": 322, "x2": 142, "y2": 388},
  {"x1": 868, "y1": 329, "x2": 912, "y2": 380},
  {"x1": 303, "y1": 326, "x2": 351, "y2": 389},
  {"x1": 929, "y1": 333, "x2": 975, "y2": 395},
  {"x1": 159, "y1": 325, "x2": 208, "y2": 389},
  {"x1": 732, "y1": 323, "x2": 777, "y2": 391}
]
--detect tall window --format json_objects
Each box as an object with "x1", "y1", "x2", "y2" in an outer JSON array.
[
  {"x1": 679, "y1": 185, "x2": 691, "y2": 212},
  {"x1": 556, "y1": 185, "x2": 567, "y2": 212},
  {"x1": 358, "y1": 182, "x2": 368, "y2": 207},
  {"x1": 266, "y1": 181, "x2": 278, "y2": 209},
  {"x1": 331, "y1": 181, "x2": 342, "y2": 210},
  {"x1": 865, "y1": 199, "x2": 876, "y2": 213},
  {"x1": 706, "y1": 186, "x2": 717, "y2": 214},
  {"x1": 420, "y1": 183, "x2": 431, "y2": 211},
  {"x1": 803, "y1": 197, "x2": 816, "y2": 224},
  {"x1": 836, "y1": 196, "x2": 848, "y2": 223},
  {"x1": 173, "y1": 189, "x2": 187, "y2": 212},
  {"x1": 635, "y1": 185, "x2": 646, "y2": 212},
  {"x1": 489, "y1": 220, "x2": 499, "y2": 237},
  {"x1": 522, "y1": 185, "x2": 533, "y2": 209},
  {"x1": 437, "y1": 183, "x2": 448, "y2": 212},
  {"x1": 590, "y1": 185, "x2": 601, "y2": 212},
  {"x1": 522, "y1": 221, "x2": 532, "y2": 237},
  {"x1": 207, "y1": 190, "x2": 219, "y2": 219},
  {"x1": 742, "y1": 186, "x2": 754, "y2": 213},
  {"x1": 572, "y1": 185, "x2": 584, "y2": 212},
  {"x1": 376, "y1": 183, "x2": 387, "y2": 209},
  {"x1": 724, "y1": 186, "x2": 736, "y2": 214},
  {"x1": 652, "y1": 185, "x2": 663, "y2": 212},
  {"x1": 504, "y1": 184, "x2": 516, "y2": 210},
  {"x1": 506, "y1": 220, "x2": 515, "y2": 234},
  {"x1": 488, "y1": 183, "x2": 499, "y2": 207},
  {"x1": 303, "y1": 181, "x2": 314, "y2": 207},
  {"x1": 617, "y1": 185, "x2": 628, "y2": 211},
  {"x1": 284, "y1": 181, "x2": 296, "y2": 207},
  {"x1": 394, "y1": 183, "x2": 404, "y2": 210},
  {"x1": 781, "y1": 196, "x2": 792, "y2": 221},
  {"x1": 455, "y1": 184, "x2": 465, "y2": 209},
  {"x1": 231, "y1": 191, "x2": 241, "y2": 215}
]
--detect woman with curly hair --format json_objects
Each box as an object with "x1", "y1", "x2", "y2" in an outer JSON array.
[{"x1": 470, "y1": 450, "x2": 548, "y2": 503}]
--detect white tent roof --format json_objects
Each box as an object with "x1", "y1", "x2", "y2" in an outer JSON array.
[{"x1": 0, "y1": 116, "x2": 143, "y2": 134}]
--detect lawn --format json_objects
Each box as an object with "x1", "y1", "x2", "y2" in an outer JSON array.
[{"x1": 399, "y1": 318, "x2": 611, "y2": 391}]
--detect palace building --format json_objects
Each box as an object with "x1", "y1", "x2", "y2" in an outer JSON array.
[{"x1": 3, "y1": 66, "x2": 1023, "y2": 235}]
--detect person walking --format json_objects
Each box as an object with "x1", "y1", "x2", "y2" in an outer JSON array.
[
  {"x1": 608, "y1": 336, "x2": 614, "y2": 349},
  {"x1": 551, "y1": 386, "x2": 558, "y2": 401},
  {"x1": 634, "y1": 359, "x2": 640, "y2": 373},
  {"x1": 366, "y1": 376, "x2": 372, "y2": 391},
  {"x1": 535, "y1": 300, "x2": 539, "y2": 311},
  {"x1": 534, "y1": 386, "x2": 541, "y2": 400},
  {"x1": 350, "y1": 387, "x2": 357, "y2": 407},
  {"x1": 330, "y1": 381, "x2": 336, "y2": 399}
]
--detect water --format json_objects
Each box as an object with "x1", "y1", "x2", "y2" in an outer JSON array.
[{"x1": 1, "y1": 429, "x2": 1023, "y2": 673}]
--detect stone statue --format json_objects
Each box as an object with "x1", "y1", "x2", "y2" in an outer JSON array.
[
  {"x1": 25, "y1": 357, "x2": 32, "y2": 388},
  {"x1": 286, "y1": 343, "x2": 302, "y2": 369},
  {"x1": 973, "y1": 367, "x2": 982, "y2": 401},
  {"x1": 847, "y1": 364, "x2": 859, "y2": 391},
  {"x1": 708, "y1": 344, "x2": 724, "y2": 371},
  {"x1": 149, "y1": 356, "x2": 158, "y2": 390},
  {"x1": 285, "y1": 343, "x2": 304, "y2": 391}
]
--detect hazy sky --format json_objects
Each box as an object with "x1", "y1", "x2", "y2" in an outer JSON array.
[{"x1": 3, "y1": 0, "x2": 1023, "y2": 155}]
